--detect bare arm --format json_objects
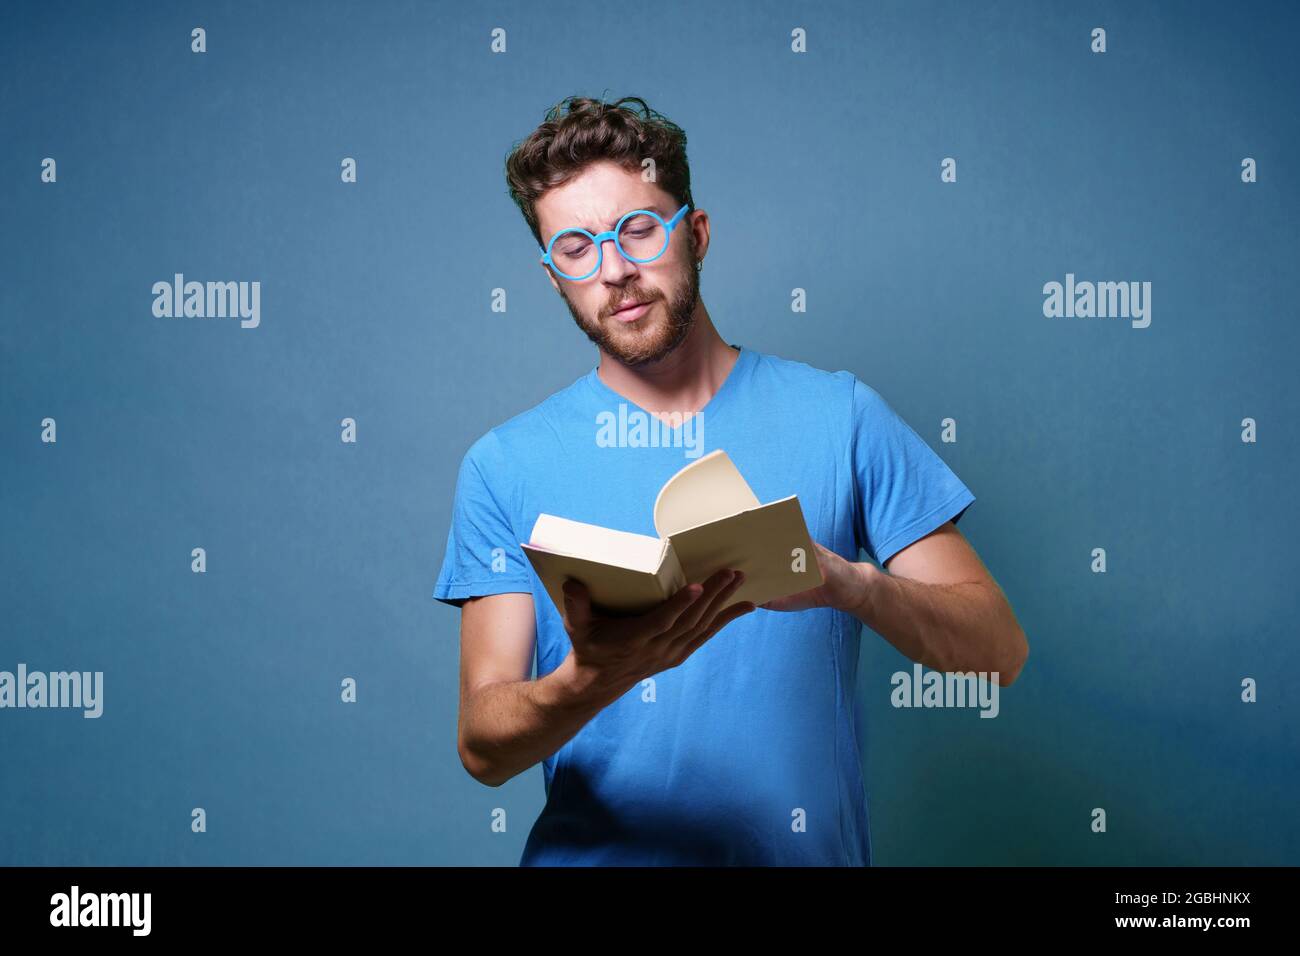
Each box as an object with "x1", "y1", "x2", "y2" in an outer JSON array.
[
  {"x1": 763, "y1": 523, "x2": 1028, "y2": 686},
  {"x1": 456, "y1": 569, "x2": 755, "y2": 788},
  {"x1": 457, "y1": 592, "x2": 608, "y2": 787},
  {"x1": 856, "y1": 522, "x2": 1028, "y2": 685}
]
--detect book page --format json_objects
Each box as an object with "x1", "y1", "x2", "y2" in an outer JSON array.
[
  {"x1": 527, "y1": 513, "x2": 665, "y2": 573},
  {"x1": 652, "y1": 449, "x2": 761, "y2": 538},
  {"x1": 665, "y1": 496, "x2": 824, "y2": 607}
]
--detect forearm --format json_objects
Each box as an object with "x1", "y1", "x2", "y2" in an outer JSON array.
[
  {"x1": 459, "y1": 654, "x2": 621, "y2": 787},
  {"x1": 847, "y1": 564, "x2": 1027, "y2": 684}
]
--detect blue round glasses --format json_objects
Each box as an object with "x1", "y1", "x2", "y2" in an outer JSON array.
[{"x1": 540, "y1": 204, "x2": 691, "y2": 281}]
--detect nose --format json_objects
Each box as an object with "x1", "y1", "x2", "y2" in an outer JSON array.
[{"x1": 596, "y1": 237, "x2": 638, "y2": 282}]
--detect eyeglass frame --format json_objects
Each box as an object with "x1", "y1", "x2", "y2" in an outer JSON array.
[{"x1": 539, "y1": 203, "x2": 691, "y2": 281}]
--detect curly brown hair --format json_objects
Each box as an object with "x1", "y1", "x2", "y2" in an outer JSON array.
[{"x1": 505, "y1": 94, "x2": 696, "y2": 252}]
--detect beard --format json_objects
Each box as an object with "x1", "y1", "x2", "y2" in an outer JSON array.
[{"x1": 560, "y1": 253, "x2": 700, "y2": 368}]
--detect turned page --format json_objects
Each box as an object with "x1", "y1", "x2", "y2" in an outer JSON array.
[
  {"x1": 651, "y1": 450, "x2": 823, "y2": 607},
  {"x1": 652, "y1": 449, "x2": 761, "y2": 538}
]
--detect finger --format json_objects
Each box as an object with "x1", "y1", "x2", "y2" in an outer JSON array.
[
  {"x1": 758, "y1": 596, "x2": 806, "y2": 612},
  {"x1": 811, "y1": 541, "x2": 833, "y2": 571},
  {"x1": 636, "y1": 580, "x2": 705, "y2": 636},
  {"x1": 676, "y1": 568, "x2": 745, "y2": 638},
  {"x1": 668, "y1": 576, "x2": 748, "y2": 655},
  {"x1": 676, "y1": 600, "x2": 756, "y2": 658},
  {"x1": 561, "y1": 578, "x2": 593, "y2": 633},
  {"x1": 757, "y1": 589, "x2": 812, "y2": 612},
  {"x1": 665, "y1": 569, "x2": 738, "y2": 637}
]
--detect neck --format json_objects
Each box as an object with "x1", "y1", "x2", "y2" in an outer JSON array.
[{"x1": 595, "y1": 302, "x2": 738, "y2": 419}]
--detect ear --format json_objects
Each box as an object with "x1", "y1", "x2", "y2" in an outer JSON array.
[{"x1": 541, "y1": 261, "x2": 561, "y2": 295}]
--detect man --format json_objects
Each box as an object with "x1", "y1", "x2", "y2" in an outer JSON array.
[{"x1": 434, "y1": 95, "x2": 1028, "y2": 865}]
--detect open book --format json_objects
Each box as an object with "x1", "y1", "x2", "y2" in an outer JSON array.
[{"x1": 520, "y1": 449, "x2": 823, "y2": 616}]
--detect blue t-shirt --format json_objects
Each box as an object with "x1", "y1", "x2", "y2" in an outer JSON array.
[{"x1": 433, "y1": 344, "x2": 974, "y2": 865}]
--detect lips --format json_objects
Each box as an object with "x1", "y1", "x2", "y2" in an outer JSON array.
[{"x1": 611, "y1": 299, "x2": 654, "y2": 321}]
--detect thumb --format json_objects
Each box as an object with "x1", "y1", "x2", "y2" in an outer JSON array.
[{"x1": 562, "y1": 578, "x2": 593, "y2": 631}]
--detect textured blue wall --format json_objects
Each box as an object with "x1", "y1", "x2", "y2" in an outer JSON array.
[{"x1": 1, "y1": 0, "x2": 1295, "y2": 865}]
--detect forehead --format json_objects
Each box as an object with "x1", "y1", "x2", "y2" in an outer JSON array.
[{"x1": 536, "y1": 161, "x2": 671, "y2": 234}]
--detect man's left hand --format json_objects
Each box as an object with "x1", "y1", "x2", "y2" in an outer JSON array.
[{"x1": 760, "y1": 541, "x2": 875, "y2": 614}]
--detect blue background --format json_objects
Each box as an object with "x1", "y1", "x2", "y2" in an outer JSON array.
[{"x1": 1, "y1": 0, "x2": 1295, "y2": 865}]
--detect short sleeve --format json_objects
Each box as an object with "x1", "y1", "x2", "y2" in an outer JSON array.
[
  {"x1": 850, "y1": 378, "x2": 975, "y2": 567},
  {"x1": 432, "y1": 431, "x2": 534, "y2": 608}
]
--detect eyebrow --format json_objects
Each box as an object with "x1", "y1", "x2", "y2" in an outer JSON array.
[{"x1": 575, "y1": 203, "x2": 666, "y2": 233}]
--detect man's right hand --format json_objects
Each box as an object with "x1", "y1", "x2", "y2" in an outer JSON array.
[{"x1": 557, "y1": 568, "x2": 755, "y2": 706}]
